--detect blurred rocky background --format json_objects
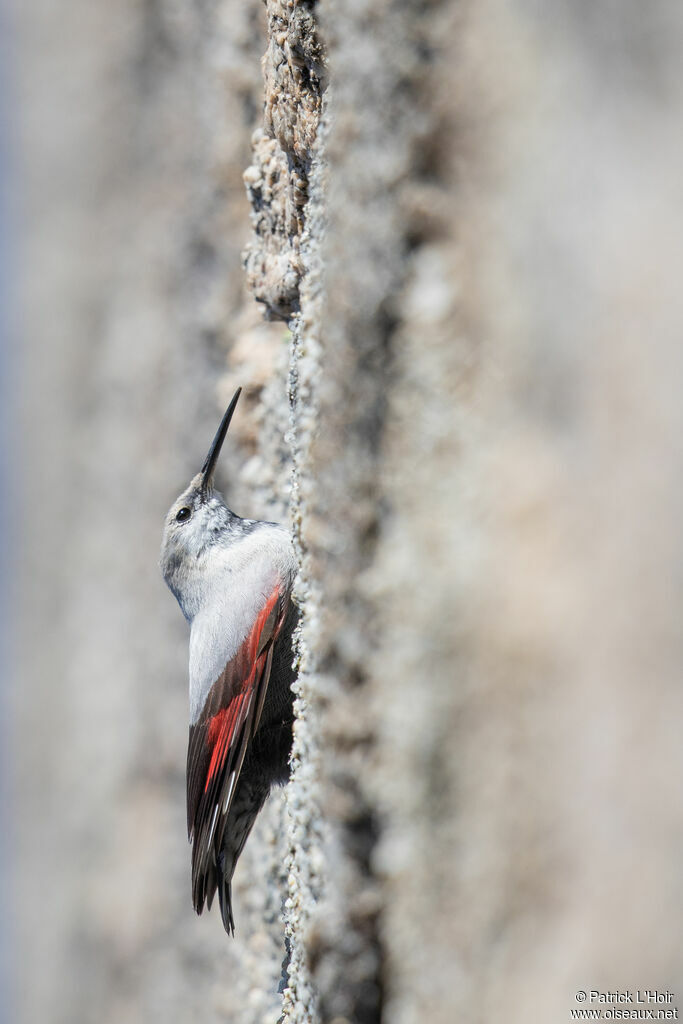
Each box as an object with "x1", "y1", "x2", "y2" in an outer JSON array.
[{"x1": 6, "y1": 0, "x2": 683, "y2": 1022}]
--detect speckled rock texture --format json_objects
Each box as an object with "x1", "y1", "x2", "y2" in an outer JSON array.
[
  {"x1": 10, "y1": 0, "x2": 683, "y2": 1022},
  {"x1": 277, "y1": 0, "x2": 683, "y2": 1021},
  {"x1": 243, "y1": 0, "x2": 325, "y2": 319}
]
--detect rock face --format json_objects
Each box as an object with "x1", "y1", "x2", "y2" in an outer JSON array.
[
  {"x1": 10, "y1": 1, "x2": 683, "y2": 1023},
  {"x1": 243, "y1": 0, "x2": 325, "y2": 320}
]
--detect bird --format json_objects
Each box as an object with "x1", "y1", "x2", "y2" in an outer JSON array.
[{"x1": 160, "y1": 387, "x2": 299, "y2": 935}]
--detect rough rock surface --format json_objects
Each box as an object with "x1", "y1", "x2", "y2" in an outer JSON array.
[
  {"x1": 10, "y1": 0, "x2": 683, "y2": 1023},
  {"x1": 243, "y1": 0, "x2": 325, "y2": 319}
]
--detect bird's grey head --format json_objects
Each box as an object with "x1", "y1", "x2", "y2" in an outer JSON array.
[{"x1": 160, "y1": 388, "x2": 244, "y2": 616}]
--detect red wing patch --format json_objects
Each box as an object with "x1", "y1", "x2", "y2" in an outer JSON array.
[
  {"x1": 202, "y1": 585, "x2": 281, "y2": 792},
  {"x1": 186, "y1": 581, "x2": 288, "y2": 916},
  {"x1": 204, "y1": 693, "x2": 248, "y2": 791}
]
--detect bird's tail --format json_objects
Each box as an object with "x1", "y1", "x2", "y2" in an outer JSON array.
[{"x1": 217, "y1": 868, "x2": 236, "y2": 936}]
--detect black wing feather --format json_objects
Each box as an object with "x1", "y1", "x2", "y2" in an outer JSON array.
[{"x1": 186, "y1": 588, "x2": 288, "y2": 922}]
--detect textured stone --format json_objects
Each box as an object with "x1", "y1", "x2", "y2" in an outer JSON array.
[{"x1": 243, "y1": 0, "x2": 326, "y2": 320}]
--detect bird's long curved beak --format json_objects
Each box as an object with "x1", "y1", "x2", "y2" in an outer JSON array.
[{"x1": 200, "y1": 386, "x2": 242, "y2": 495}]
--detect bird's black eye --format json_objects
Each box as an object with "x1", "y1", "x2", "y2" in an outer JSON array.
[{"x1": 176, "y1": 507, "x2": 192, "y2": 523}]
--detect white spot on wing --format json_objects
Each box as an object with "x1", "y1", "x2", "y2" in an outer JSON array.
[
  {"x1": 207, "y1": 803, "x2": 219, "y2": 848},
  {"x1": 223, "y1": 771, "x2": 237, "y2": 815}
]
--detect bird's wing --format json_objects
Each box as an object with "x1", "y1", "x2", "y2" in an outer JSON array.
[{"x1": 186, "y1": 582, "x2": 290, "y2": 920}]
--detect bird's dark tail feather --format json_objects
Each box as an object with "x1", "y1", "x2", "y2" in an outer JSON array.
[{"x1": 218, "y1": 875, "x2": 235, "y2": 936}]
